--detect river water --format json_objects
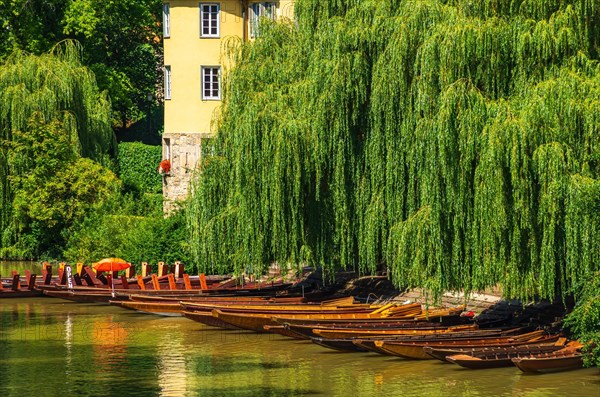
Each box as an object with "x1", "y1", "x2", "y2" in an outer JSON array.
[
  {"x1": 0, "y1": 261, "x2": 42, "y2": 276},
  {"x1": 0, "y1": 298, "x2": 598, "y2": 397}
]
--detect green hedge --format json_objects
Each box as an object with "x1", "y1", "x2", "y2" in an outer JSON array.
[{"x1": 117, "y1": 142, "x2": 162, "y2": 193}]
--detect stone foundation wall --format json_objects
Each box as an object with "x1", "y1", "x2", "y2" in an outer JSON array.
[{"x1": 162, "y1": 132, "x2": 207, "y2": 213}]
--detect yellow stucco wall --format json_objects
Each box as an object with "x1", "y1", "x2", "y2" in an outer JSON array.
[{"x1": 164, "y1": 1, "x2": 295, "y2": 137}]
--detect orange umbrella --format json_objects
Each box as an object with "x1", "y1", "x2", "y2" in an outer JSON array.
[
  {"x1": 92, "y1": 258, "x2": 131, "y2": 297},
  {"x1": 92, "y1": 258, "x2": 131, "y2": 273}
]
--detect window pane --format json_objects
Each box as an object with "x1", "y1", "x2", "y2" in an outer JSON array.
[
  {"x1": 200, "y1": 4, "x2": 220, "y2": 36},
  {"x1": 202, "y1": 67, "x2": 219, "y2": 99}
]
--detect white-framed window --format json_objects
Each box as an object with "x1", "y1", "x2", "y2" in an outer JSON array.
[
  {"x1": 201, "y1": 66, "x2": 221, "y2": 100},
  {"x1": 200, "y1": 3, "x2": 220, "y2": 37},
  {"x1": 249, "y1": 2, "x2": 276, "y2": 38},
  {"x1": 163, "y1": 3, "x2": 170, "y2": 38},
  {"x1": 164, "y1": 65, "x2": 172, "y2": 100}
]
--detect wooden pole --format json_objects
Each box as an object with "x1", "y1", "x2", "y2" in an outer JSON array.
[
  {"x1": 183, "y1": 274, "x2": 193, "y2": 290},
  {"x1": 125, "y1": 266, "x2": 134, "y2": 279},
  {"x1": 27, "y1": 274, "x2": 37, "y2": 291},
  {"x1": 137, "y1": 275, "x2": 146, "y2": 290},
  {"x1": 11, "y1": 274, "x2": 20, "y2": 291},
  {"x1": 141, "y1": 262, "x2": 151, "y2": 277},
  {"x1": 174, "y1": 261, "x2": 184, "y2": 278},
  {"x1": 200, "y1": 273, "x2": 208, "y2": 290},
  {"x1": 167, "y1": 274, "x2": 177, "y2": 290},
  {"x1": 158, "y1": 262, "x2": 167, "y2": 277},
  {"x1": 151, "y1": 274, "x2": 160, "y2": 290}
]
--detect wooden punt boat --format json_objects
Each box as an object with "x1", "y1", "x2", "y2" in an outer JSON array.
[
  {"x1": 351, "y1": 329, "x2": 534, "y2": 354},
  {"x1": 206, "y1": 303, "x2": 468, "y2": 333},
  {"x1": 311, "y1": 337, "x2": 371, "y2": 352},
  {"x1": 309, "y1": 328, "x2": 523, "y2": 352},
  {"x1": 282, "y1": 321, "x2": 483, "y2": 340},
  {"x1": 311, "y1": 324, "x2": 479, "y2": 339},
  {"x1": 272, "y1": 304, "x2": 468, "y2": 326},
  {"x1": 113, "y1": 296, "x2": 331, "y2": 316},
  {"x1": 0, "y1": 289, "x2": 44, "y2": 298},
  {"x1": 38, "y1": 279, "x2": 293, "y2": 295},
  {"x1": 182, "y1": 310, "x2": 242, "y2": 329},
  {"x1": 180, "y1": 301, "x2": 378, "y2": 312},
  {"x1": 43, "y1": 289, "x2": 130, "y2": 303},
  {"x1": 40, "y1": 285, "x2": 202, "y2": 295},
  {"x1": 262, "y1": 325, "x2": 304, "y2": 338},
  {"x1": 423, "y1": 338, "x2": 568, "y2": 362},
  {"x1": 445, "y1": 344, "x2": 570, "y2": 369},
  {"x1": 353, "y1": 338, "x2": 397, "y2": 354},
  {"x1": 209, "y1": 309, "x2": 393, "y2": 332},
  {"x1": 127, "y1": 294, "x2": 309, "y2": 304},
  {"x1": 374, "y1": 331, "x2": 554, "y2": 359},
  {"x1": 111, "y1": 301, "x2": 184, "y2": 316},
  {"x1": 512, "y1": 350, "x2": 584, "y2": 373}
]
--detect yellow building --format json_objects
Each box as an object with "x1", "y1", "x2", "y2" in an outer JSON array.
[{"x1": 161, "y1": 1, "x2": 295, "y2": 211}]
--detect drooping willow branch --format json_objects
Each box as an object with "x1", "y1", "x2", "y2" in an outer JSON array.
[
  {"x1": 0, "y1": 41, "x2": 115, "y2": 250},
  {"x1": 187, "y1": 0, "x2": 600, "y2": 301}
]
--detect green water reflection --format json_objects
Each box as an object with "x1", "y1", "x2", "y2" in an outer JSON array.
[
  {"x1": 0, "y1": 260, "x2": 41, "y2": 276},
  {"x1": 0, "y1": 299, "x2": 598, "y2": 397}
]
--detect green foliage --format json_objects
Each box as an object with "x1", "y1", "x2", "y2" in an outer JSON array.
[
  {"x1": 62, "y1": 0, "x2": 163, "y2": 127},
  {"x1": 563, "y1": 274, "x2": 600, "y2": 367},
  {"x1": 0, "y1": 43, "x2": 116, "y2": 258},
  {"x1": 0, "y1": 0, "x2": 163, "y2": 130},
  {"x1": 63, "y1": 194, "x2": 191, "y2": 270},
  {"x1": 117, "y1": 142, "x2": 162, "y2": 194},
  {"x1": 9, "y1": 117, "x2": 120, "y2": 234},
  {"x1": 5, "y1": 114, "x2": 120, "y2": 258},
  {"x1": 187, "y1": 0, "x2": 600, "y2": 302},
  {"x1": 0, "y1": 0, "x2": 70, "y2": 58}
]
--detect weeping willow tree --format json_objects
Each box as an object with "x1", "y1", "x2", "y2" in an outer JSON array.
[
  {"x1": 188, "y1": 0, "x2": 600, "y2": 302},
  {"x1": 0, "y1": 41, "x2": 115, "y2": 255}
]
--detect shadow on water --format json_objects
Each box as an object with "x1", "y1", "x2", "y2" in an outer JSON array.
[
  {"x1": 191, "y1": 355, "x2": 293, "y2": 375},
  {"x1": 189, "y1": 387, "x2": 321, "y2": 397}
]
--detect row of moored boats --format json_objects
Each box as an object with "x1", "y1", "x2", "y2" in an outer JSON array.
[
  {"x1": 54, "y1": 288, "x2": 586, "y2": 373},
  {"x1": 3, "y1": 263, "x2": 586, "y2": 373}
]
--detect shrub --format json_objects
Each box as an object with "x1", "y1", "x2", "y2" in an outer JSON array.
[{"x1": 117, "y1": 142, "x2": 162, "y2": 194}]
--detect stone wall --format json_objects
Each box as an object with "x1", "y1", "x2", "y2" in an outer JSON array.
[{"x1": 162, "y1": 132, "x2": 206, "y2": 213}]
